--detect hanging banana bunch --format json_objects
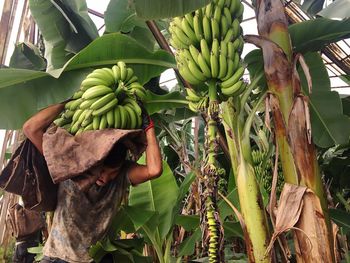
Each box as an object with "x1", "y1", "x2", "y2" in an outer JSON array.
[
  {"x1": 53, "y1": 61, "x2": 148, "y2": 135},
  {"x1": 170, "y1": 0, "x2": 245, "y2": 113},
  {"x1": 170, "y1": 0, "x2": 245, "y2": 262}
]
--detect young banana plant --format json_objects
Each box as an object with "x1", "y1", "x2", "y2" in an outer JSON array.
[{"x1": 221, "y1": 75, "x2": 272, "y2": 262}]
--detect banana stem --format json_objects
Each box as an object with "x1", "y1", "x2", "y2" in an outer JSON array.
[
  {"x1": 202, "y1": 79, "x2": 223, "y2": 263},
  {"x1": 222, "y1": 97, "x2": 271, "y2": 263}
]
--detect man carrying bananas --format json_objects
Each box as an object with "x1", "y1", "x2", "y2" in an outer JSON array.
[{"x1": 22, "y1": 99, "x2": 162, "y2": 263}]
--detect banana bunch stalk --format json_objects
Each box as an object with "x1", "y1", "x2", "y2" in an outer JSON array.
[
  {"x1": 170, "y1": 0, "x2": 246, "y2": 100},
  {"x1": 200, "y1": 80, "x2": 224, "y2": 263},
  {"x1": 54, "y1": 61, "x2": 147, "y2": 135}
]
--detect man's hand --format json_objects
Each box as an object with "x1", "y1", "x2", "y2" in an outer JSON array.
[{"x1": 137, "y1": 100, "x2": 154, "y2": 131}]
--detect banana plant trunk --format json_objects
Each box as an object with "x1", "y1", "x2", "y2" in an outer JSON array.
[
  {"x1": 222, "y1": 93, "x2": 271, "y2": 263},
  {"x1": 244, "y1": 0, "x2": 335, "y2": 261}
]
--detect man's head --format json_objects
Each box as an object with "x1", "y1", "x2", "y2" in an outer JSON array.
[{"x1": 96, "y1": 143, "x2": 127, "y2": 186}]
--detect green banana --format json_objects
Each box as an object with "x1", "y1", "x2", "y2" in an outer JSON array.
[
  {"x1": 197, "y1": 53, "x2": 212, "y2": 78},
  {"x1": 202, "y1": 15, "x2": 212, "y2": 43},
  {"x1": 181, "y1": 18, "x2": 198, "y2": 43},
  {"x1": 223, "y1": 28, "x2": 234, "y2": 42},
  {"x1": 232, "y1": 19, "x2": 240, "y2": 40},
  {"x1": 221, "y1": 80, "x2": 243, "y2": 96},
  {"x1": 100, "y1": 68, "x2": 116, "y2": 84},
  {"x1": 186, "y1": 88, "x2": 201, "y2": 102},
  {"x1": 205, "y1": 3, "x2": 213, "y2": 17},
  {"x1": 227, "y1": 42, "x2": 235, "y2": 59},
  {"x1": 72, "y1": 90, "x2": 84, "y2": 99},
  {"x1": 232, "y1": 52, "x2": 240, "y2": 72},
  {"x1": 113, "y1": 106, "x2": 121, "y2": 129},
  {"x1": 106, "y1": 109, "x2": 114, "y2": 127},
  {"x1": 92, "y1": 115, "x2": 101, "y2": 130},
  {"x1": 90, "y1": 93, "x2": 117, "y2": 111},
  {"x1": 220, "y1": 16, "x2": 229, "y2": 38},
  {"x1": 173, "y1": 25, "x2": 192, "y2": 46},
  {"x1": 188, "y1": 101, "x2": 199, "y2": 112},
  {"x1": 217, "y1": 0, "x2": 225, "y2": 8},
  {"x1": 232, "y1": 36, "x2": 241, "y2": 50},
  {"x1": 223, "y1": 58, "x2": 235, "y2": 81},
  {"x1": 117, "y1": 61, "x2": 127, "y2": 81},
  {"x1": 92, "y1": 98, "x2": 118, "y2": 117},
  {"x1": 79, "y1": 97, "x2": 99, "y2": 110},
  {"x1": 68, "y1": 98, "x2": 83, "y2": 111},
  {"x1": 178, "y1": 63, "x2": 202, "y2": 85},
  {"x1": 124, "y1": 68, "x2": 134, "y2": 84},
  {"x1": 53, "y1": 117, "x2": 70, "y2": 127},
  {"x1": 81, "y1": 77, "x2": 109, "y2": 91},
  {"x1": 236, "y1": 3, "x2": 244, "y2": 20},
  {"x1": 188, "y1": 60, "x2": 207, "y2": 81},
  {"x1": 211, "y1": 18, "x2": 220, "y2": 40},
  {"x1": 220, "y1": 40, "x2": 228, "y2": 57},
  {"x1": 213, "y1": 6, "x2": 222, "y2": 21},
  {"x1": 123, "y1": 98, "x2": 142, "y2": 115},
  {"x1": 72, "y1": 109, "x2": 83, "y2": 122},
  {"x1": 83, "y1": 123, "x2": 93, "y2": 131},
  {"x1": 82, "y1": 85, "x2": 113, "y2": 100},
  {"x1": 189, "y1": 45, "x2": 200, "y2": 64},
  {"x1": 229, "y1": 0, "x2": 239, "y2": 15},
  {"x1": 220, "y1": 66, "x2": 244, "y2": 88},
  {"x1": 200, "y1": 39, "x2": 211, "y2": 65},
  {"x1": 212, "y1": 38, "x2": 220, "y2": 57},
  {"x1": 223, "y1": 7, "x2": 232, "y2": 25},
  {"x1": 119, "y1": 106, "x2": 128, "y2": 129},
  {"x1": 124, "y1": 105, "x2": 137, "y2": 129},
  {"x1": 193, "y1": 14, "x2": 204, "y2": 41},
  {"x1": 218, "y1": 53, "x2": 228, "y2": 79},
  {"x1": 112, "y1": 65, "x2": 121, "y2": 81},
  {"x1": 210, "y1": 52, "x2": 219, "y2": 78},
  {"x1": 184, "y1": 13, "x2": 194, "y2": 28},
  {"x1": 125, "y1": 76, "x2": 138, "y2": 86},
  {"x1": 99, "y1": 115, "x2": 108, "y2": 129}
]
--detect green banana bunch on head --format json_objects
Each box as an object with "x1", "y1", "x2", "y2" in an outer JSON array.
[
  {"x1": 169, "y1": 0, "x2": 246, "y2": 104},
  {"x1": 54, "y1": 61, "x2": 147, "y2": 135}
]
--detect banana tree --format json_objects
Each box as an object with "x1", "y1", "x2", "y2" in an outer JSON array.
[{"x1": 244, "y1": 0, "x2": 341, "y2": 261}]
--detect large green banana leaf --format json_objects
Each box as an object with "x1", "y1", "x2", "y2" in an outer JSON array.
[
  {"x1": 0, "y1": 34, "x2": 175, "y2": 129},
  {"x1": 104, "y1": 0, "x2": 146, "y2": 33},
  {"x1": 129, "y1": 160, "x2": 179, "y2": 240},
  {"x1": 133, "y1": 0, "x2": 211, "y2": 19},
  {"x1": 300, "y1": 53, "x2": 350, "y2": 148},
  {"x1": 9, "y1": 43, "x2": 46, "y2": 71},
  {"x1": 301, "y1": 0, "x2": 325, "y2": 16},
  {"x1": 29, "y1": 0, "x2": 98, "y2": 71},
  {"x1": 48, "y1": 33, "x2": 175, "y2": 81},
  {"x1": 289, "y1": 18, "x2": 350, "y2": 53},
  {"x1": 318, "y1": 0, "x2": 350, "y2": 19},
  {"x1": 104, "y1": 0, "x2": 155, "y2": 50}
]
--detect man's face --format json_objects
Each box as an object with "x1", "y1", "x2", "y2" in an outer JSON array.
[{"x1": 96, "y1": 166, "x2": 119, "y2": 186}]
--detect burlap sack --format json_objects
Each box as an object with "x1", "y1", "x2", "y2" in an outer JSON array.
[{"x1": 42, "y1": 126, "x2": 147, "y2": 190}]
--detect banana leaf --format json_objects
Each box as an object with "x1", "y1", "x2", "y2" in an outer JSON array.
[
  {"x1": 29, "y1": 0, "x2": 98, "y2": 70},
  {"x1": 48, "y1": 33, "x2": 175, "y2": 83},
  {"x1": 129, "y1": 160, "x2": 179, "y2": 239},
  {"x1": 133, "y1": 0, "x2": 211, "y2": 19},
  {"x1": 104, "y1": 0, "x2": 146, "y2": 33},
  {"x1": 289, "y1": 18, "x2": 350, "y2": 53},
  {"x1": 318, "y1": 0, "x2": 350, "y2": 19},
  {"x1": 9, "y1": 43, "x2": 46, "y2": 70},
  {"x1": 144, "y1": 90, "x2": 188, "y2": 115},
  {"x1": 0, "y1": 34, "x2": 175, "y2": 129}
]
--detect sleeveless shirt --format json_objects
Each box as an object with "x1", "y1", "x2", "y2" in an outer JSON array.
[{"x1": 42, "y1": 167, "x2": 130, "y2": 262}]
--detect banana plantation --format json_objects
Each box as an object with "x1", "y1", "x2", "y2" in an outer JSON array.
[{"x1": 0, "y1": 0, "x2": 350, "y2": 262}]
